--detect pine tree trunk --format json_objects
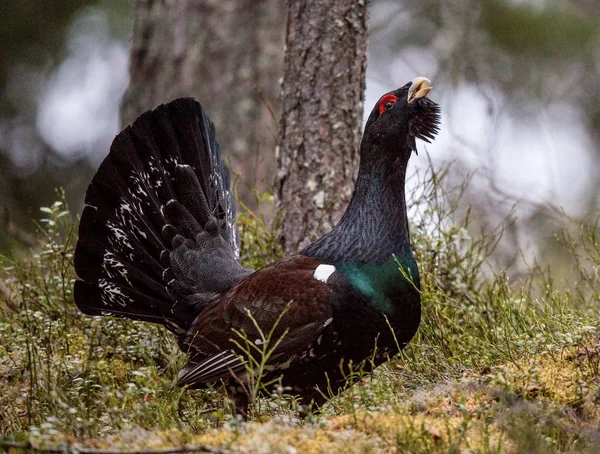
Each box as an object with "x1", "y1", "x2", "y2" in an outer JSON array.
[
  {"x1": 276, "y1": 0, "x2": 369, "y2": 254},
  {"x1": 120, "y1": 0, "x2": 285, "y2": 206}
]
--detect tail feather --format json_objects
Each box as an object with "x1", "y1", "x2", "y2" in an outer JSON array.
[
  {"x1": 74, "y1": 98, "x2": 251, "y2": 338},
  {"x1": 74, "y1": 280, "x2": 188, "y2": 335}
]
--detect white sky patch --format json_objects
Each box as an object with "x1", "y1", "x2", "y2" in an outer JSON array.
[{"x1": 36, "y1": 10, "x2": 129, "y2": 162}]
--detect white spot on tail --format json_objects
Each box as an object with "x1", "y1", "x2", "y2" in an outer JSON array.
[
  {"x1": 313, "y1": 264, "x2": 335, "y2": 283},
  {"x1": 102, "y1": 252, "x2": 131, "y2": 285},
  {"x1": 120, "y1": 202, "x2": 132, "y2": 215},
  {"x1": 107, "y1": 222, "x2": 133, "y2": 251},
  {"x1": 98, "y1": 279, "x2": 133, "y2": 307}
]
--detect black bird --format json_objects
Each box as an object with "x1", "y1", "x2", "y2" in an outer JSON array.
[{"x1": 74, "y1": 77, "x2": 440, "y2": 414}]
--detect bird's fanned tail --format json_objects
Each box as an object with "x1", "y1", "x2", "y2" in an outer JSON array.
[{"x1": 74, "y1": 98, "x2": 252, "y2": 339}]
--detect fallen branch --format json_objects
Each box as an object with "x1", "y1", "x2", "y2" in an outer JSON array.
[{"x1": 0, "y1": 440, "x2": 232, "y2": 454}]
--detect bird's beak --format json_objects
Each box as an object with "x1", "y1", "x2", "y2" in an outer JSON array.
[{"x1": 407, "y1": 77, "x2": 432, "y2": 104}]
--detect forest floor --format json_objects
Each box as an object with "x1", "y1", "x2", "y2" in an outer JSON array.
[{"x1": 1, "y1": 179, "x2": 600, "y2": 453}]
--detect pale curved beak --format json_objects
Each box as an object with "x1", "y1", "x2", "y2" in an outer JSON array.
[{"x1": 407, "y1": 77, "x2": 432, "y2": 104}]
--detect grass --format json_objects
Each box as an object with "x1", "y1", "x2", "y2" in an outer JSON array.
[{"x1": 0, "y1": 166, "x2": 599, "y2": 453}]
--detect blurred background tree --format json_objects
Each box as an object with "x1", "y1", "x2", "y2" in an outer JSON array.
[
  {"x1": 276, "y1": 0, "x2": 367, "y2": 254},
  {"x1": 1, "y1": 0, "x2": 599, "y2": 274},
  {"x1": 120, "y1": 0, "x2": 285, "y2": 211}
]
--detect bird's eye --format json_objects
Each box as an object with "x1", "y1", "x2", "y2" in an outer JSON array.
[{"x1": 378, "y1": 94, "x2": 398, "y2": 115}]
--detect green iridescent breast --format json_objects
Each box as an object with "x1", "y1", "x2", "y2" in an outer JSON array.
[{"x1": 336, "y1": 252, "x2": 420, "y2": 315}]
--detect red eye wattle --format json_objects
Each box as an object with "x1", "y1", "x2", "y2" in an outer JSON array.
[{"x1": 378, "y1": 94, "x2": 397, "y2": 114}]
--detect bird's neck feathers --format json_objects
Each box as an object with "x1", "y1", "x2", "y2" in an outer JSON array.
[{"x1": 302, "y1": 141, "x2": 413, "y2": 264}]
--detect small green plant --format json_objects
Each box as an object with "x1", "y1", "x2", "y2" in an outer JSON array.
[
  {"x1": 237, "y1": 194, "x2": 283, "y2": 270},
  {"x1": 0, "y1": 191, "x2": 220, "y2": 439},
  {"x1": 228, "y1": 303, "x2": 294, "y2": 417}
]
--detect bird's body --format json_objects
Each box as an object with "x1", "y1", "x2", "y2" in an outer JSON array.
[{"x1": 74, "y1": 78, "x2": 440, "y2": 414}]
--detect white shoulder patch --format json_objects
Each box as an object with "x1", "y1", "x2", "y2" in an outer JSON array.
[{"x1": 313, "y1": 264, "x2": 336, "y2": 283}]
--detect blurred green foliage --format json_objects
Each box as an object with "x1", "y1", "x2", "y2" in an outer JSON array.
[
  {"x1": 481, "y1": 1, "x2": 598, "y2": 58},
  {"x1": 0, "y1": 1, "x2": 86, "y2": 116},
  {"x1": 0, "y1": 1, "x2": 132, "y2": 253},
  {"x1": 0, "y1": 0, "x2": 130, "y2": 116}
]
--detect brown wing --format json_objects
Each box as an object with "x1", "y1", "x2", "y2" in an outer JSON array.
[{"x1": 176, "y1": 255, "x2": 334, "y2": 386}]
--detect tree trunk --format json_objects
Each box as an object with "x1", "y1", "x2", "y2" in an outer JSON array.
[
  {"x1": 121, "y1": 0, "x2": 285, "y2": 206},
  {"x1": 276, "y1": 0, "x2": 368, "y2": 254}
]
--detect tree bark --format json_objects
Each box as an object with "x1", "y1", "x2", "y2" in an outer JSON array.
[
  {"x1": 121, "y1": 0, "x2": 285, "y2": 205},
  {"x1": 276, "y1": 0, "x2": 368, "y2": 254}
]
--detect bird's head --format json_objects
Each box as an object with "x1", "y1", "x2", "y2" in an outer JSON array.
[{"x1": 363, "y1": 77, "x2": 440, "y2": 157}]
